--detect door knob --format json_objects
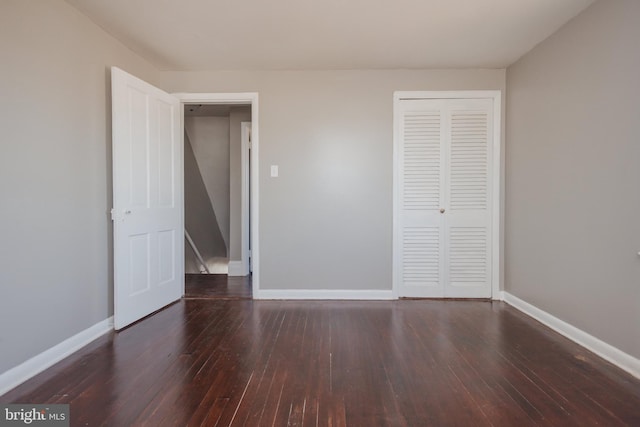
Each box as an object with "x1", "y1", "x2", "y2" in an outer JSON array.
[{"x1": 440, "y1": 208, "x2": 445, "y2": 213}]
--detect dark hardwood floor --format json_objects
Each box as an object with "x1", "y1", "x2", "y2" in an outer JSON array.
[
  {"x1": 185, "y1": 273, "x2": 252, "y2": 299},
  {"x1": 2, "y1": 299, "x2": 639, "y2": 426}
]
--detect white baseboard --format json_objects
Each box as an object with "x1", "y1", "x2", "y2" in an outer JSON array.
[
  {"x1": 0, "y1": 317, "x2": 114, "y2": 397},
  {"x1": 503, "y1": 292, "x2": 640, "y2": 379},
  {"x1": 227, "y1": 261, "x2": 248, "y2": 277},
  {"x1": 255, "y1": 289, "x2": 394, "y2": 300}
]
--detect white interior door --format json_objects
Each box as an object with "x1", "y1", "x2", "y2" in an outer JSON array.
[
  {"x1": 397, "y1": 100, "x2": 446, "y2": 297},
  {"x1": 445, "y1": 99, "x2": 493, "y2": 298},
  {"x1": 396, "y1": 96, "x2": 494, "y2": 298},
  {"x1": 111, "y1": 67, "x2": 183, "y2": 330}
]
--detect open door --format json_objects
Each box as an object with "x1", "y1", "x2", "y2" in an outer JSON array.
[{"x1": 111, "y1": 67, "x2": 183, "y2": 330}]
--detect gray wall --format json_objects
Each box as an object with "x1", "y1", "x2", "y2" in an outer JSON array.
[
  {"x1": 229, "y1": 106, "x2": 252, "y2": 261},
  {"x1": 0, "y1": 0, "x2": 159, "y2": 374},
  {"x1": 184, "y1": 131, "x2": 227, "y2": 272},
  {"x1": 506, "y1": 0, "x2": 640, "y2": 358},
  {"x1": 161, "y1": 70, "x2": 506, "y2": 290},
  {"x1": 184, "y1": 116, "x2": 231, "y2": 254}
]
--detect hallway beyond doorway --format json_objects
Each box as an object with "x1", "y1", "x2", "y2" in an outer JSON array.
[{"x1": 184, "y1": 273, "x2": 252, "y2": 300}]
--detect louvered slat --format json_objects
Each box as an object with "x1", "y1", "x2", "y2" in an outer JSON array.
[
  {"x1": 402, "y1": 227, "x2": 439, "y2": 285},
  {"x1": 449, "y1": 227, "x2": 487, "y2": 283},
  {"x1": 450, "y1": 112, "x2": 488, "y2": 210},
  {"x1": 402, "y1": 112, "x2": 440, "y2": 210}
]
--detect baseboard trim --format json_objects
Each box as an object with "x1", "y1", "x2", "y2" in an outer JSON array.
[
  {"x1": 503, "y1": 292, "x2": 640, "y2": 379},
  {"x1": 227, "y1": 261, "x2": 248, "y2": 277},
  {"x1": 255, "y1": 289, "x2": 394, "y2": 300},
  {"x1": 0, "y1": 317, "x2": 114, "y2": 397}
]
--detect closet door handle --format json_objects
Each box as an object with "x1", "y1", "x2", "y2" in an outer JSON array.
[{"x1": 440, "y1": 208, "x2": 445, "y2": 214}]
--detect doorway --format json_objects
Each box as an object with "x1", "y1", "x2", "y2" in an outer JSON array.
[{"x1": 176, "y1": 93, "x2": 260, "y2": 299}]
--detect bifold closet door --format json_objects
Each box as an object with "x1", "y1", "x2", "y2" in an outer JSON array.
[{"x1": 397, "y1": 98, "x2": 493, "y2": 298}]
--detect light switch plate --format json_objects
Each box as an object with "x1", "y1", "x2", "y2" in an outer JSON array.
[{"x1": 270, "y1": 165, "x2": 279, "y2": 177}]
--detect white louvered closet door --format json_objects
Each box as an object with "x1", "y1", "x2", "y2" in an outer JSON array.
[
  {"x1": 397, "y1": 100, "x2": 446, "y2": 297},
  {"x1": 397, "y1": 98, "x2": 493, "y2": 298}
]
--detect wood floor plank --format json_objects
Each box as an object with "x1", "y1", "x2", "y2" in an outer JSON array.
[
  {"x1": 469, "y1": 306, "x2": 636, "y2": 425},
  {"x1": 2, "y1": 297, "x2": 640, "y2": 426}
]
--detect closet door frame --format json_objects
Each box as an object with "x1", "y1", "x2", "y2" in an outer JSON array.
[{"x1": 392, "y1": 91, "x2": 502, "y2": 300}]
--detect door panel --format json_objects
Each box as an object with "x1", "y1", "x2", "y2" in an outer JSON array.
[
  {"x1": 397, "y1": 100, "x2": 446, "y2": 297},
  {"x1": 400, "y1": 225, "x2": 443, "y2": 297},
  {"x1": 445, "y1": 100, "x2": 492, "y2": 297},
  {"x1": 112, "y1": 67, "x2": 183, "y2": 330},
  {"x1": 401, "y1": 107, "x2": 443, "y2": 211}
]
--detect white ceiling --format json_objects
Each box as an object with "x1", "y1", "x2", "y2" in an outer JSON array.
[{"x1": 65, "y1": 0, "x2": 595, "y2": 71}]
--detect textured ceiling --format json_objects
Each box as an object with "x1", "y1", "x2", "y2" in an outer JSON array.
[{"x1": 65, "y1": 0, "x2": 595, "y2": 71}]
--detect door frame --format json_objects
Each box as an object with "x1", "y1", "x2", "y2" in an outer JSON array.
[
  {"x1": 174, "y1": 92, "x2": 260, "y2": 296},
  {"x1": 392, "y1": 90, "x2": 502, "y2": 300},
  {"x1": 240, "y1": 121, "x2": 251, "y2": 274}
]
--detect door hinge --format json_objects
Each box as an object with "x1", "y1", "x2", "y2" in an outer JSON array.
[{"x1": 110, "y1": 208, "x2": 116, "y2": 221}]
